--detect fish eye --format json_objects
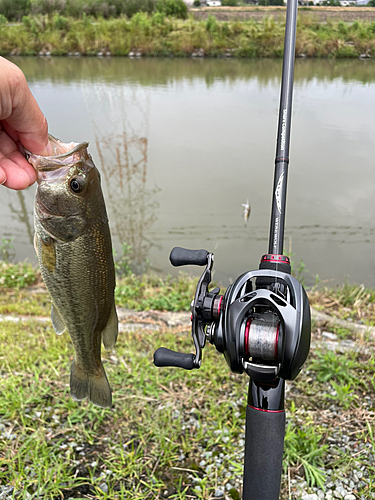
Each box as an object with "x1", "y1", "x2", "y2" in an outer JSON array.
[{"x1": 70, "y1": 177, "x2": 84, "y2": 194}]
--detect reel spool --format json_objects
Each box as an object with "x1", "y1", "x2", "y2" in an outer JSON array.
[{"x1": 242, "y1": 314, "x2": 281, "y2": 363}]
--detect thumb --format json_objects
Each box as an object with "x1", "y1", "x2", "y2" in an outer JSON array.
[{"x1": 1, "y1": 59, "x2": 51, "y2": 155}]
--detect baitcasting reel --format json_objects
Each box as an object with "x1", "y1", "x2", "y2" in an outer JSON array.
[{"x1": 154, "y1": 246, "x2": 311, "y2": 385}]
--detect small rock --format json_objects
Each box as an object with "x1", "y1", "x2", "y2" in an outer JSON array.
[
  {"x1": 214, "y1": 488, "x2": 224, "y2": 498},
  {"x1": 322, "y1": 331, "x2": 338, "y2": 340},
  {"x1": 99, "y1": 483, "x2": 108, "y2": 493},
  {"x1": 340, "y1": 339, "x2": 355, "y2": 349},
  {"x1": 302, "y1": 494, "x2": 318, "y2": 500},
  {"x1": 344, "y1": 495, "x2": 356, "y2": 500},
  {"x1": 3, "y1": 431, "x2": 16, "y2": 440},
  {"x1": 333, "y1": 491, "x2": 343, "y2": 499},
  {"x1": 0, "y1": 487, "x2": 13, "y2": 500}
]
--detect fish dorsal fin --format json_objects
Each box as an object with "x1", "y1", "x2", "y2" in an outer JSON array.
[
  {"x1": 51, "y1": 304, "x2": 66, "y2": 335},
  {"x1": 102, "y1": 305, "x2": 118, "y2": 350}
]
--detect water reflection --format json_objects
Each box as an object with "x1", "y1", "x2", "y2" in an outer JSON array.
[
  {"x1": 1, "y1": 56, "x2": 374, "y2": 286},
  {"x1": 83, "y1": 83, "x2": 160, "y2": 274},
  {"x1": 9, "y1": 191, "x2": 34, "y2": 246},
  {"x1": 14, "y1": 56, "x2": 375, "y2": 86}
]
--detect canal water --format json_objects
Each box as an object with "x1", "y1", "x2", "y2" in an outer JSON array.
[{"x1": 2, "y1": 57, "x2": 375, "y2": 287}]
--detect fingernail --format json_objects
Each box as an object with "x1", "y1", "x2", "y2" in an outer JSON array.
[{"x1": 1, "y1": 177, "x2": 6, "y2": 185}]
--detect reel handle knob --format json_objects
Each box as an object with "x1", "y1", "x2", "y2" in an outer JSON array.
[
  {"x1": 170, "y1": 247, "x2": 209, "y2": 267},
  {"x1": 153, "y1": 347, "x2": 196, "y2": 370}
]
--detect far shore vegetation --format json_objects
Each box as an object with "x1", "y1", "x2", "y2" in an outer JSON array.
[{"x1": 0, "y1": 3, "x2": 375, "y2": 58}]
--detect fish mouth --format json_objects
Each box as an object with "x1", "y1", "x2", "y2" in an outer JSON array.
[{"x1": 26, "y1": 135, "x2": 90, "y2": 172}]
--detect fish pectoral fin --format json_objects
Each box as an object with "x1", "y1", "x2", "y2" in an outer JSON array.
[
  {"x1": 41, "y1": 237, "x2": 56, "y2": 273},
  {"x1": 51, "y1": 304, "x2": 66, "y2": 335},
  {"x1": 101, "y1": 304, "x2": 118, "y2": 350}
]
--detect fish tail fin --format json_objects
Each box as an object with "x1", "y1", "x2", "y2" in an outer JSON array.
[{"x1": 70, "y1": 360, "x2": 112, "y2": 408}]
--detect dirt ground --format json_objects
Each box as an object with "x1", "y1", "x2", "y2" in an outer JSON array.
[{"x1": 191, "y1": 6, "x2": 375, "y2": 22}]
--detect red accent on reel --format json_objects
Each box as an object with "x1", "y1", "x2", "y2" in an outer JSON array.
[
  {"x1": 217, "y1": 295, "x2": 223, "y2": 315},
  {"x1": 248, "y1": 405, "x2": 285, "y2": 413},
  {"x1": 261, "y1": 254, "x2": 290, "y2": 264},
  {"x1": 245, "y1": 318, "x2": 251, "y2": 359}
]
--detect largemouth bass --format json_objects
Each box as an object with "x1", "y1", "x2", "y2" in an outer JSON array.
[{"x1": 28, "y1": 136, "x2": 118, "y2": 408}]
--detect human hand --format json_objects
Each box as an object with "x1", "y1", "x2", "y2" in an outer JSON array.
[{"x1": 0, "y1": 57, "x2": 51, "y2": 190}]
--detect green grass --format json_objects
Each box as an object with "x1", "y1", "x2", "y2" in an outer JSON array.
[
  {"x1": 0, "y1": 319, "x2": 248, "y2": 499},
  {"x1": 0, "y1": 261, "x2": 37, "y2": 289},
  {"x1": 0, "y1": 311, "x2": 375, "y2": 498},
  {"x1": 115, "y1": 273, "x2": 199, "y2": 311},
  {"x1": 0, "y1": 266, "x2": 199, "y2": 315},
  {"x1": 284, "y1": 415, "x2": 328, "y2": 489},
  {"x1": 1, "y1": 14, "x2": 375, "y2": 57}
]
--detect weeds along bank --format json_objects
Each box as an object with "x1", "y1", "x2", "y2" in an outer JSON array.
[
  {"x1": 1, "y1": 13, "x2": 375, "y2": 57},
  {"x1": 1, "y1": 260, "x2": 375, "y2": 324}
]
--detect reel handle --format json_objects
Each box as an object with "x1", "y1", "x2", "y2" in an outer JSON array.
[
  {"x1": 153, "y1": 347, "x2": 196, "y2": 370},
  {"x1": 170, "y1": 247, "x2": 209, "y2": 267}
]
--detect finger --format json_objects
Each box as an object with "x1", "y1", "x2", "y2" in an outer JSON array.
[
  {"x1": 0, "y1": 58, "x2": 50, "y2": 155},
  {"x1": 0, "y1": 129, "x2": 37, "y2": 189},
  {"x1": 0, "y1": 154, "x2": 36, "y2": 190},
  {"x1": 0, "y1": 167, "x2": 6, "y2": 185}
]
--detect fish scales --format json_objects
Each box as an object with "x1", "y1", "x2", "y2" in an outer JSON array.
[{"x1": 30, "y1": 136, "x2": 118, "y2": 408}]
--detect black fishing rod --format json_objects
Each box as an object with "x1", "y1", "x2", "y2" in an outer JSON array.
[{"x1": 153, "y1": 0, "x2": 311, "y2": 497}]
